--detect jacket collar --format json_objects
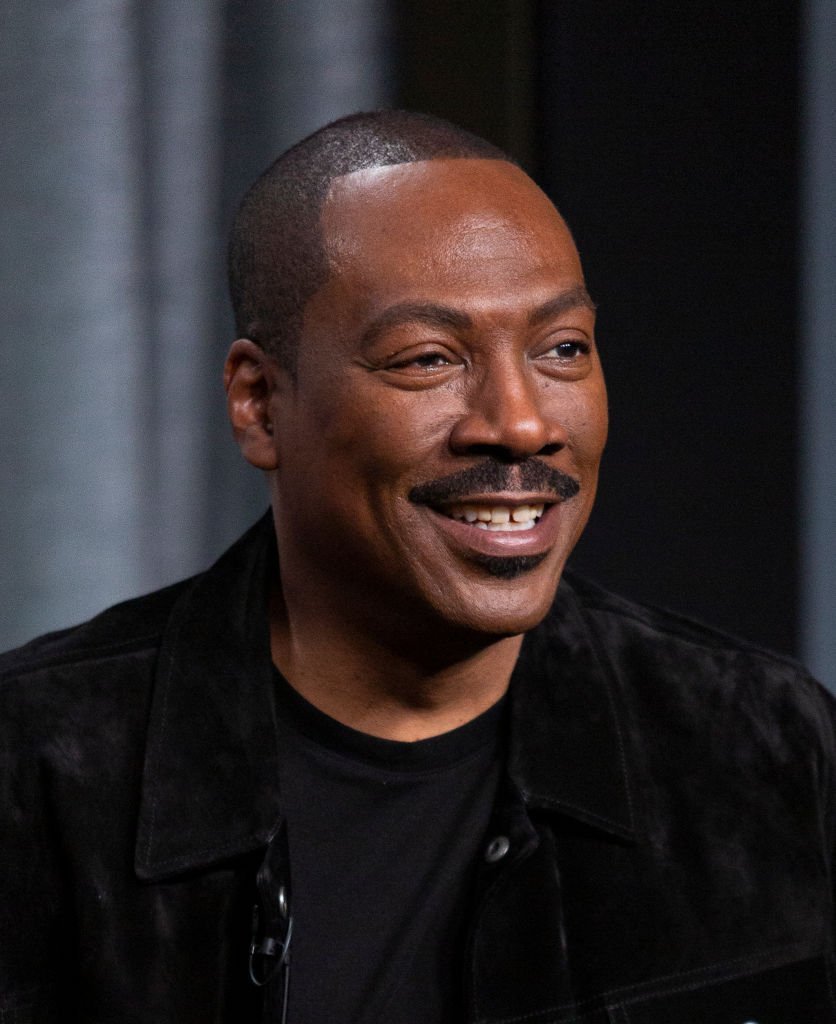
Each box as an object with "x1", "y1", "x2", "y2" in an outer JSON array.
[
  {"x1": 508, "y1": 575, "x2": 637, "y2": 842},
  {"x1": 136, "y1": 515, "x2": 636, "y2": 881},
  {"x1": 135, "y1": 515, "x2": 282, "y2": 880}
]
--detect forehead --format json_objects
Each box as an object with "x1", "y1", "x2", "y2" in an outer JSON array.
[{"x1": 320, "y1": 158, "x2": 582, "y2": 288}]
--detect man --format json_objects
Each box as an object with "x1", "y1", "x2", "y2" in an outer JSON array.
[{"x1": 1, "y1": 111, "x2": 834, "y2": 1022}]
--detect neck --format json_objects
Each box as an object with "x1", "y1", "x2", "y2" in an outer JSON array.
[{"x1": 268, "y1": 582, "x2": 522, "y2": 742}]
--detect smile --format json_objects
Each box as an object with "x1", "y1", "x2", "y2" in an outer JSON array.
[
  {"x1": 424, "y1": 496, "x2": 567, "y2": 561},
  {"x1": 443, "y1": 503, "x2": 546, "y2": 532}
]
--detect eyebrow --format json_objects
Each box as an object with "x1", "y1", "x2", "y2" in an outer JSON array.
[
  {"x1": 360, "y1": 285, "x2": 596, "y2": 349},
  {"x1": 527, "y1": 285, "x2": 597, "y2": 327}
]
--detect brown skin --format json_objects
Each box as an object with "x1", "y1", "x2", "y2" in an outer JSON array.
[{"x1": 225, "y1": 159, "x2": 608, "y2": 740}]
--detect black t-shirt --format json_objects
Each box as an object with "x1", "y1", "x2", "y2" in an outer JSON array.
[{"x1": 272, "y1": 671, "x2": 506, "y2": 1023}]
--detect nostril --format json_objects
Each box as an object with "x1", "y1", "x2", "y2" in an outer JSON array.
[
  {"x1": 458, "y1": 443, "x2": 528, "y2": 462},
  {"x1": 538, "y1": 441, "x2": 563, "y2": 457}
]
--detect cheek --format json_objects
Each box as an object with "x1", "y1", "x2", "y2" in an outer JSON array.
[
  {"x1": 571, "y1": 375, "x2": 608, "y2": 460},
  {"x1": 580, "y1": 408, "x2": 609, "y2": 467},
  {"x1": 309, "y1": 384, "x2": 456, "y2": 477},
  {"x1": 548, "y1": 386, "x2": 608, "y2": 467}
]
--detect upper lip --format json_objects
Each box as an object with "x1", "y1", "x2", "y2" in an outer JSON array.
[
  {"x1": 406, "y1": 459, "x2": 581, "y2": 508},
  {"x1": 430, "y1": 493, "x2": 561, "y2": 509}
]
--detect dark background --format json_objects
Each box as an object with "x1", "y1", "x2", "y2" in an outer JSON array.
[
  {"x1": 392, "y1": 0, "x2": 800, "y2": 653},
  {"x1": 4, "y1": 1, "x2": 817, "y2": 666}
]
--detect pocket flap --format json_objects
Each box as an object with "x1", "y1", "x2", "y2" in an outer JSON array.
[{"x1": 615, "y1": 956, "x2": 834, "y2": 1023}]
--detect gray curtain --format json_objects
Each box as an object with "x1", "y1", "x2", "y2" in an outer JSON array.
[
  {"x1": 801, "y1": 0, "x2": 836, "y2": 687},
  {"x1": 0, "y1": 0, "x2": 394, "y2": 650}
]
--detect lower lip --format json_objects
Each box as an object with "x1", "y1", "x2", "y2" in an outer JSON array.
[{"x1": 425, "y1": 503, "x2": 566, "y2": 559}]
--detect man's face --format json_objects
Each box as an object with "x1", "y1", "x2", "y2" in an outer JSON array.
[{"x1": 268, "y1": 158, "x2": 607, "y2": 644}]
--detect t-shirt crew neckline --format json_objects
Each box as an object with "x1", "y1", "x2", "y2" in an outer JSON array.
[{"x1": 271, "y1": 666, "x2": 507, "y2": 772}]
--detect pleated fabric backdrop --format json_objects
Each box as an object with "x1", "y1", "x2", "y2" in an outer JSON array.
[
  {"x1": 0, "y1": 0, "x2": 394, "y2": 650},
  {"x1": 800, "y1": 0, "x2": 836, "y2": 688}
]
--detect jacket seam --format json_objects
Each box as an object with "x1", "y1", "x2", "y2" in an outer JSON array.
[
  {"x1": 474, "y1": 940, "x2": 816, "y2": 1023},
  {"x1": 519, "y1": 792, "x2": 631, "y2": 834},
  {"x1": 615, "y1": 952, "x2": 829, "y2": 1009},
  {"x1": 577, "y1": 595, "x2": 807, "y2": 670},
  {"x1": 141, "y1": 620, "x2": 179, "y2": 865},
  {"x1": 0, "y1": 632, "x2": 163, "y2": 682}
]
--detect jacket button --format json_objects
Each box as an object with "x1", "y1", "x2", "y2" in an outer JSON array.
[{"x1": 484, "y1": 835, "x2": 511, "y2": 863}]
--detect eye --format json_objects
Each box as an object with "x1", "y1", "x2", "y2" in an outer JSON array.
[
  {"x1": 379, "y1": 344, "x2": 463, "y2": 378},
  {"x1": 541, "y1": 339, "x2": 590, "y2": 360},
  {"x1": 390, "y1": 351, "x2": 454, "y2": 370},
  {"x1": 365, "y1": 339, "x2": 464, "y2": 389},
  {"x1": 531, "y1": 335, "x2": 594, "y2": 379}
]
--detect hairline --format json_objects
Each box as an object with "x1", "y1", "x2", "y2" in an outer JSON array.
[
  {"x1": 228, "y1": 112, "x2": 526, "y2": 372},
  {"x1": 278, "y1": 155, "x2": 525, "y2": 374}
]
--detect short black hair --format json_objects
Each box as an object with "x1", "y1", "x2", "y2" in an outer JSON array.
[{"x1": 227, "y1": 110, "x2": 514, "y2": 371}]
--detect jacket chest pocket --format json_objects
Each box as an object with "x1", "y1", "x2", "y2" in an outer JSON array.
[{"x1": 609, "y1": 955, "x2": 835, "y2": 1024}]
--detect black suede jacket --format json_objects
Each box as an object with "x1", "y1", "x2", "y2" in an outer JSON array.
[{"x1": 2, "y1": 515, "x2": 835, "y2": 1023}]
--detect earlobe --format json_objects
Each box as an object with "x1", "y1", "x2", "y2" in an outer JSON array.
[{"x1": 224, "y1": 338, "x2": 284, "y2": 470}]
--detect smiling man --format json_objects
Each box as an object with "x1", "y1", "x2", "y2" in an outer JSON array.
[
  {"x1": 2, "y1": 111, "x2": 836, "y2": 1023},
  {"x1": 226, "y1": 150, "x2": 606, "y2": 743}
]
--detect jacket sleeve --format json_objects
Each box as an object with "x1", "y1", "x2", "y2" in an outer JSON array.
[{"x1": 0, "y1": 672, "x2": 68, "y2": 1022}]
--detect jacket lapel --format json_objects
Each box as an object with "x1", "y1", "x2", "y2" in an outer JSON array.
[
  {"x1": 508, "y1": 574, "x2": 638, "y2": 843},
  {"x1": 135, "y1": 514, "x2": 282, "y2": 881}
]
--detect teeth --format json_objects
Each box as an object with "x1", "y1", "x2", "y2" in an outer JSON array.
[
  {"x1": 475, "y1": 519, "x2": 536, "y2": 532},
  {"x1": 446, "y1": 502, "x2": 546, "y2": 530}
]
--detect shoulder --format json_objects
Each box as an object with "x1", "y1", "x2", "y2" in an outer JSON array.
[
  {"x1": 0, "y1": 512, "x2": 273, "y2": 738},
  {"x1": 561, "y1": 570, "x2": 836, "y2": 745},
  {"x1": 563, "y1": 568, "x2": 819, "y2": 679},
  {"x1": 0, "y1": 578, "x2": 200, "y2": 755},
  {"x1": 0, "y1": 576, "x2": 192, "y2": 686}
]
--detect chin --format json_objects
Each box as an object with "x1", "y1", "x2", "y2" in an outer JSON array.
[
  {"x1": 460, "y1": 606, "x2": 555, "y2": 640},
  {"x1": 437, "y1": 564, "x2": 565, "y2": 639}
]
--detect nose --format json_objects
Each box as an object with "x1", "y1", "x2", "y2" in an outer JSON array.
[{"x1": 448, "y1": 357, "x2": 567, "y2": 460}]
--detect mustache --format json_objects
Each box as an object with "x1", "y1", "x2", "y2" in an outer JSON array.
[{"x1": 408, "y1": 458, "x2": 580, "y2": 506}]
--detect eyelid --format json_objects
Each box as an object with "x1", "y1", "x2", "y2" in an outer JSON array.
[
  {"x1": 372, "y1": 345, "x2": 463, "y2": 389},
  {"x1": 388, "y1": 352, "x2": 453, "y2": 370},
  {"x1": 378, "y1": 339, "x2": 463, "y2": 369}
]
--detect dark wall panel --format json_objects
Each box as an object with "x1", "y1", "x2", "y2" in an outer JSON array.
[
  {"x1": 536, "y1": 3, "x2": 801, "y2": 653},
  {"x1": 394, "y1": 0, "x2": 537, "y2": 169}
]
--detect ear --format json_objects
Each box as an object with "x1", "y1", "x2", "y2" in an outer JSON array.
[{"x1": 224, "y1": 339, "x2": 288, "y2": 470}]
